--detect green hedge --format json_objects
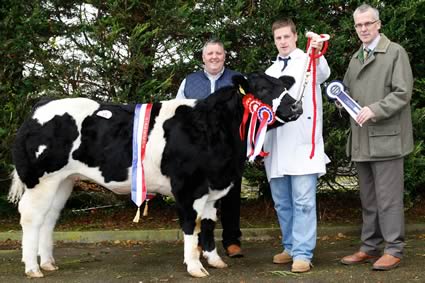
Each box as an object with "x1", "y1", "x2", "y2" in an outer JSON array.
[{"x1": 1, "y1": 0, "x2": 423, "y2": 201}]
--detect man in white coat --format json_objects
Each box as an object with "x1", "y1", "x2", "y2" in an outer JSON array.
[{"x1": 263, "y1": 18, "x2": 330, "y2": 273}]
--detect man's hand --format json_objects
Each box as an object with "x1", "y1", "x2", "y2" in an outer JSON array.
[
  {"x1": 356, "y1": 106, "x2": 376, "y2": 125},
  {"x1": 310, "y1": 38, "x2": 323, "y2": 52},
  {"x1": 310, "y1": 37, "x2": 323, "y2": 65}
]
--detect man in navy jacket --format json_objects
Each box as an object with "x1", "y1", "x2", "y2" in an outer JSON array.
[{"x1": 176, "y1": 39, "x2": 243, "y2": 258}]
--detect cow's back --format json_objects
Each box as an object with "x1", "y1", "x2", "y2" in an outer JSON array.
[
  {"x1": 13, "y1": 98, "x2": 100, "y2": 188},
  {"x1": 71, "y1": 102, "x2": 135, "y2": 184}
]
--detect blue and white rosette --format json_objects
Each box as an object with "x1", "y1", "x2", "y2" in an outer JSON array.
[{"x1": 326, "y1": 81, "x2": 362, "y2": 122}]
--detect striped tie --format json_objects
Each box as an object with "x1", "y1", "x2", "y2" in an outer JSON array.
[{"x1": 364, "y1": 48, "x2": 371, "y2": 61}]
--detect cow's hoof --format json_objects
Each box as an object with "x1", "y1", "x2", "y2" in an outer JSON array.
[
  {"x1": 187, "y1": 262, "x2": 210, "y2": 278},
  {"x1": 26, "y1": 269, "x2": 44, "y2": 278},
  {"x1": 203, "y1": 250, "x2": 228, "y2": 269},
  {"x1": 208, "y1": 258, "x2": 228, "y2": 269},
  {"x1": 41, "y1": 262, "x2": 59, "y2": 271},
  {"x1": 188, "y1": 267, "x2": 209, "y2": 278}
]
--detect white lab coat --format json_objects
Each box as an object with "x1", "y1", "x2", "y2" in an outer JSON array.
[{"x1": 263, "y1": 48, "x2": 331, "y2": 181}]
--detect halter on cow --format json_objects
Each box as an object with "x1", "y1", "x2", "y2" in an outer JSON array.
[{"x1": 8, "y1": 72, "x2": 302, "y2": 278}]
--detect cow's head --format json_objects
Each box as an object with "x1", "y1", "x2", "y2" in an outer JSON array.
[{"x1": 234, "y1": 72, "x2": 302, "y2": 124}]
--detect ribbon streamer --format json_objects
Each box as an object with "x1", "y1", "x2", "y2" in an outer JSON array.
[
  {"x1": 131, "y1": 103, "x2": 152, "y2": 222},
  {"x1": 240, "y1": 94, "x2": 276, "y2": 162}
]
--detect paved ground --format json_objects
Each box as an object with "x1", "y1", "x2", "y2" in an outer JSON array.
[{"x1": 1, "y1": 225, "x2": 425, "y2": 282}]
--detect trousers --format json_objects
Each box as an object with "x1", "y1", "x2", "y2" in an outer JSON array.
[
  {"x1": 220, "y1": 177, "x2": 242, "y2": 248},
  {"x1": 270, "y1": 174, "x2": 318, "y2": 261},
  {"x1": 356, "y1": 158, "x2": 405, "y2": 258}
]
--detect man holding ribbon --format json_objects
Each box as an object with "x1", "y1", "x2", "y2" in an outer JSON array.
[
  {"x1": 176, "y1": 39, "x2": 244, "y2": 258},
  {"x1": 263, "y1": 18, "x2": 330, "y2": 273},
  {"x1": 340, "y1": 4, "x2": 413, "y2": 271}
]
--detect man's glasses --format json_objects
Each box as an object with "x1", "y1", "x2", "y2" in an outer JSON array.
[{"x1": 354, "y1": 20, "x2": 379, "y2": 30}]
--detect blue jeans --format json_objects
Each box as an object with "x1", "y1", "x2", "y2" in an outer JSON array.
[{"x1": 270, "y1": 174, "x2": 318, "y2": 262}]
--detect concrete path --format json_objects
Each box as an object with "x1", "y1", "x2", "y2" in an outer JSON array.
[{"x1": 1, "y1": 224, "x2": 425, "y2": 282}]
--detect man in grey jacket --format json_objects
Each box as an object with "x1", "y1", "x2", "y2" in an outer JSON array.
[{"x1": 340, "y1": 4, "x2": 414, "y2": 271}]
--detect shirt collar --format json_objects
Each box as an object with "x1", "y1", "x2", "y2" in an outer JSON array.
[
  {"x1": 277, "y1": 49, "x2": 297, "y2": 61},
  {"x1": 277, "y1": 55, "x2": 290, "y2": 60},
  {"x1": 363, "y1": 34, "x2": 381, "y2": 51},
  {"x1": 204, "y1": 67, "x2": 225, "y2": 81}
]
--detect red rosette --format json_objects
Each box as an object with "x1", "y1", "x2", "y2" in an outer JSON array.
[
  {"x1": 257, "y1": 104, "x2": 276, "y2": 125},
  {"x1": 248, "y1": 99, "x2": 261, "y2": 114},
  {"x1": 242, "y1": 94, "x2": 254, "y2": 108}
]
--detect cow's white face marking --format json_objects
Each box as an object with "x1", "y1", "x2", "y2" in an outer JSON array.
[{"x1": 35, "y1": 145, "x2": 47, "y2": 158}]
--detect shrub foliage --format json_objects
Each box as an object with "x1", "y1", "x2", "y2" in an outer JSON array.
[{"x1": 1, "y1": 0, "x2": 423, "y2": 201}]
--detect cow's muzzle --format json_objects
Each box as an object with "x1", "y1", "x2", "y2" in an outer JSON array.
[{"x1": 275, "y1": 95, "x2": 303, "y2": 123}]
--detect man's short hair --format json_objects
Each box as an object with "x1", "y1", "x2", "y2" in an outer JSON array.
[
  {"x1": 271, "y1": 18, "x2": 297, "y2": 35},
  {"x1": 202, "y1": 39, "x2": 225, "y2": 55},
  {"x1": 353, "y1": 3, "x2": 380, "y2": 21}
]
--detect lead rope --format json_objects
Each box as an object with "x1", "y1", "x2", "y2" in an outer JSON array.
[{"x1": 305, "y1": 34, "x2": 329, "y2": 159}]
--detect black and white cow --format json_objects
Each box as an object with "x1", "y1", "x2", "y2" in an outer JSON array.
[{"x1": 8, "y1": 72, "x2": 300, "y2": 278}]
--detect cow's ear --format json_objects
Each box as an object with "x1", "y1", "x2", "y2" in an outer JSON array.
[
  {"x1": 278, "y1": 75, "x2": 296, "y2": 90},
  {"x1": 232, "y1": 74, "x2": 250, "y2": 94}
]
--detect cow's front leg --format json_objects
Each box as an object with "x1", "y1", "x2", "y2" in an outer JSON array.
[
  {"x1": 181, "y1": 194, "x2": 209, "y2": 277},
  {"x1": 199, "y1": 201, "x2": 227, "y2": 269},
  {"x1": 183, "y1": 232, "x2": 209, "y2": 277}
]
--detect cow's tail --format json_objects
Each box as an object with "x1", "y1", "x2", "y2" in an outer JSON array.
[{"x1": 8, "y1": 169, "x2": 25, "y2": 204}]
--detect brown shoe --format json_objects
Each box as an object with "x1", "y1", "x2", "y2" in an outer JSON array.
[
  {"x1": 226, "y1": 244, "x2": 243, "y2": 258},
  {"x1": 273, "y1": 251, "x2": 292, "y2": 264},
  {"x1": 341, "y1": 251, "x2": 379, "y2": 265},
  {"x1": 291, "y1": 259, "x2": 311, "y2": 273},
  {"x1": 372, "y1": 254, "x2": 401, "y2": 271}
]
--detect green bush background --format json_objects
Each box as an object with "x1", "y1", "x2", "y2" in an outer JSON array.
[{"x1": 1, "y1": 0, "x2": 423, "y2": 203}]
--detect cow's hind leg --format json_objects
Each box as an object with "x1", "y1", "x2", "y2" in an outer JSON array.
[
  {"x1": 200, "y1": 200, "x2": 227, "y2": 269},
  {"x1": 180, "y1": 194, "x2": 210, "y2": 277},
  {"x1": 18, "y1": 176, "x2": 63, "y2": 278},
  {"x1": 39, "y1": 178, "x2": 74, "y2": 272}
]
